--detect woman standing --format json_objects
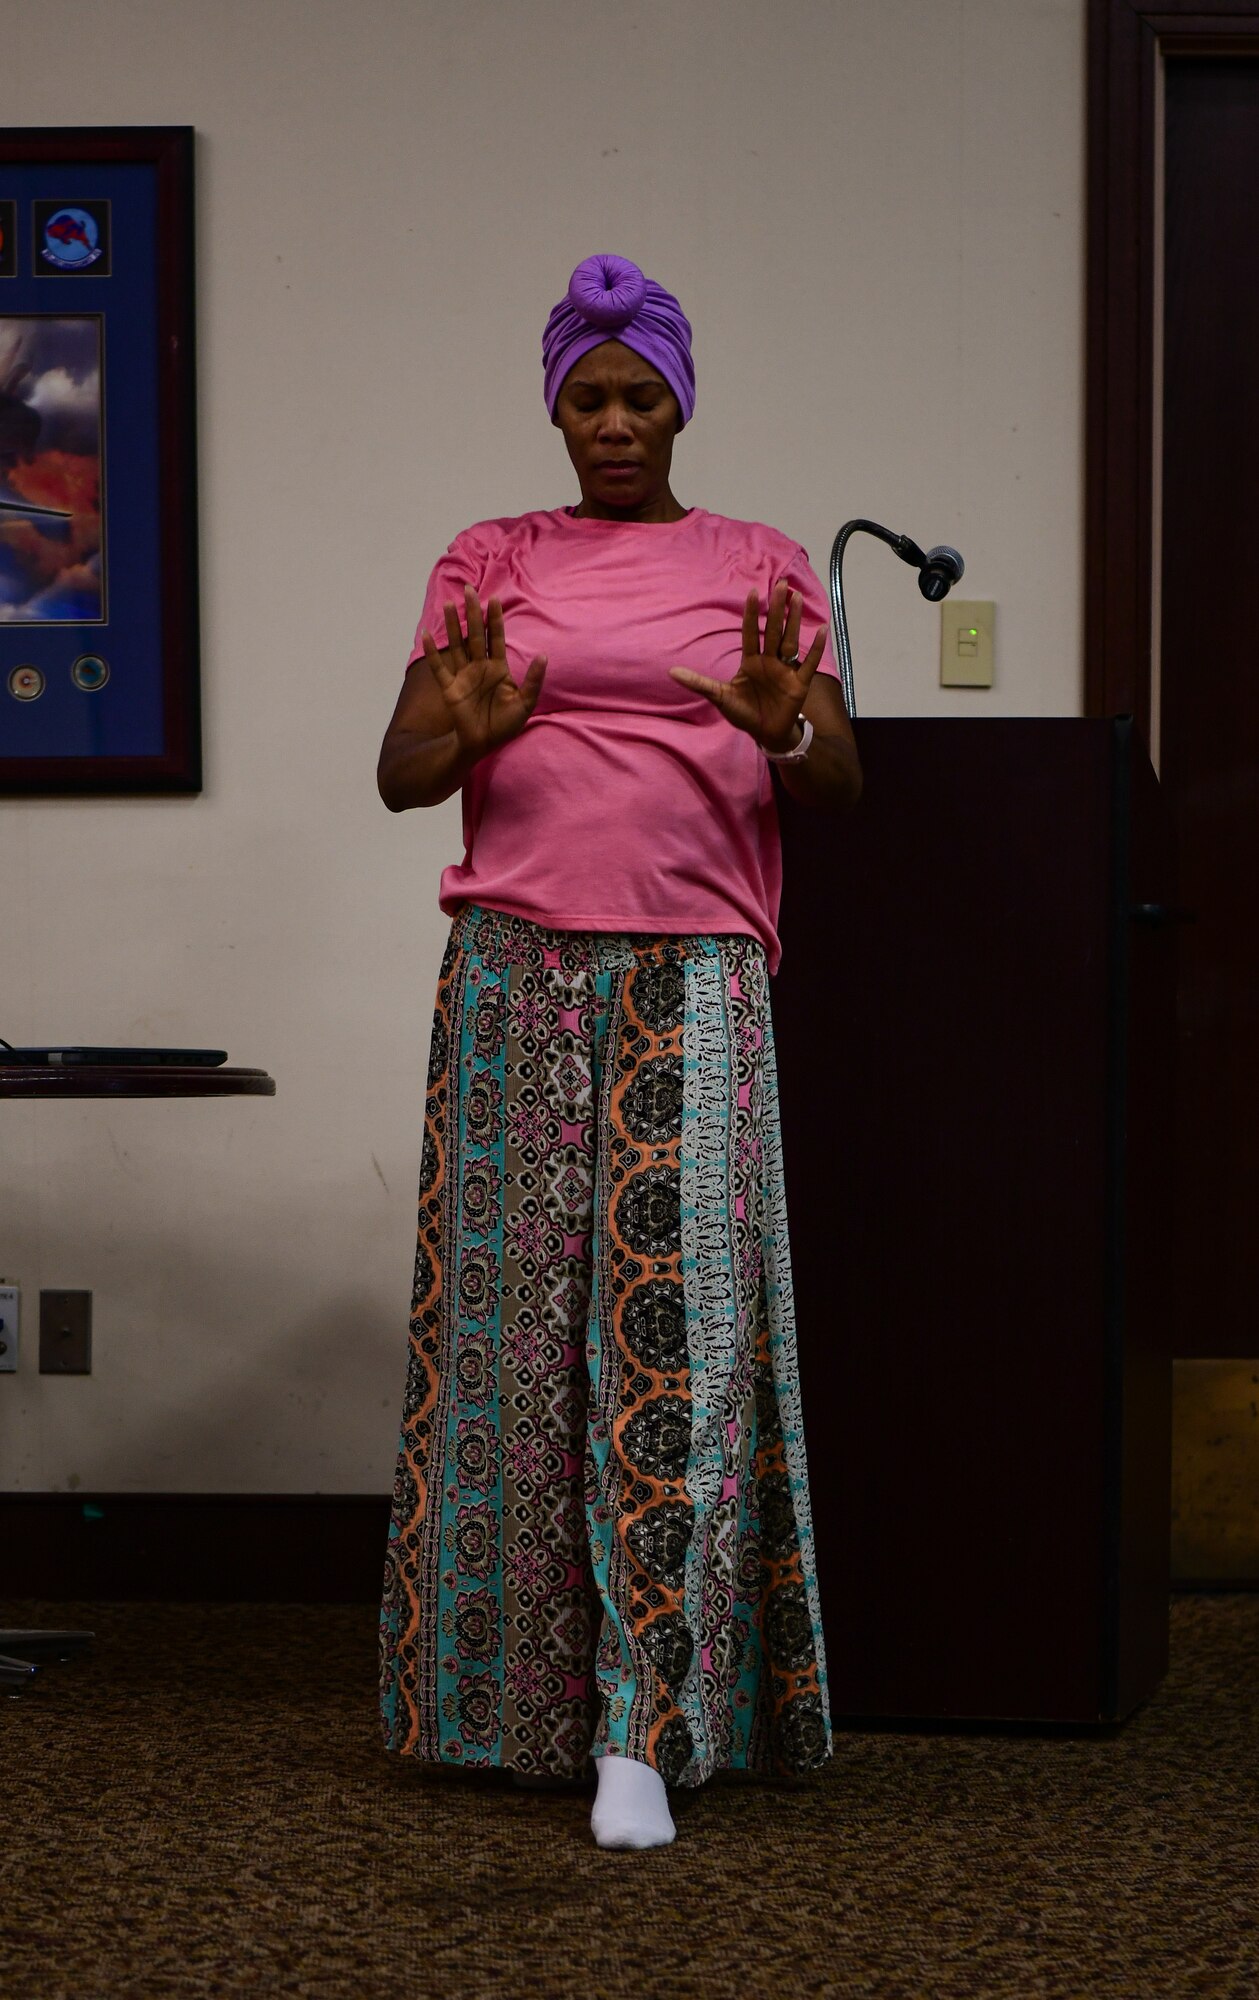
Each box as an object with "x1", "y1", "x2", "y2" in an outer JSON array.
[{"x1": 377, "y1": 253, "x2": 862, "y2": 1849}]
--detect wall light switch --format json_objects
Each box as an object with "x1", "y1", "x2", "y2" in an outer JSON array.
[
  {"x1": 941, "y1": 600, "x2": 995, "y2": 687},
  {"x1": 0, "y1": 1284, "x2": 19, "y2": 1372}
]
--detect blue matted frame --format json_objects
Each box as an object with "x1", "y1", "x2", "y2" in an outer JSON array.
[{"x1": 0, "y1": 127, "x2": 199, "y2": 794}]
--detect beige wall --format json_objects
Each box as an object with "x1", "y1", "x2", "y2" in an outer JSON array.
[{"x1": 0, "y1": 0, "x2": 1085, "y2": 1492}]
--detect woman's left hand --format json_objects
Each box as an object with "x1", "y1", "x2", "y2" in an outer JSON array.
[{"x1": 667, "y1": 581, "x2": 827, "y2": 754}]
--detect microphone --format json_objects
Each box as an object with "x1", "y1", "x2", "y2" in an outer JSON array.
[
  {"x1": 916, "y1": 544, "x2": 965, "y2": 601},
  {"x1": 827, "y1": 521, "x2": 966, "y2": 716}
]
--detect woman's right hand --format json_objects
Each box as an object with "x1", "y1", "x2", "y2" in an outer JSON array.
[{"x1": 420, "y1": 585, "x2": 548, "y2": 762}]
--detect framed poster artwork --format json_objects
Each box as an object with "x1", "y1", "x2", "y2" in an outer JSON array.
[{"x1": 0, "y1": 127, "x2": 199, "y2": 794}]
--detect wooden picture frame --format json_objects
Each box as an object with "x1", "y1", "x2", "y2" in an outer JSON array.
[{"x1": 0, "y1": 126, "x2": 199, "y2": 794}]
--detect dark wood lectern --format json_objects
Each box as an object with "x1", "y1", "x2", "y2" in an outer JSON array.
[{"x1": 773, "y1": 717, "x2": 1174, "y2": 1725}]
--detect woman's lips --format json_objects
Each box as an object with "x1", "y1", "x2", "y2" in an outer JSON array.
[{"x1": 595, "y1": 462, "x2": 640, "y2": 477}]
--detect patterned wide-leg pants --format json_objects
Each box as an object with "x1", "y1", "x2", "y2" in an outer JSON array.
[{"x1": 378, "y1": 902, "x2": 831, "y2": 1786}]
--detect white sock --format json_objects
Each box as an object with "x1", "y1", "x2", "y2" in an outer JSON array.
[{"x1": 590, "y1": 1754, "x2": 676, "y2": 1850}]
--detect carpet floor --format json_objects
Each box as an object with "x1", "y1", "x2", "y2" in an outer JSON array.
[{"x1": 2, "y1": 1594, "x2": 1255, "y2": 2000}]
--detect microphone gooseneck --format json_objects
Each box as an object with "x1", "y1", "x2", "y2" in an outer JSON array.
[{"x1": 826, "y1": 523, "x2": 966, "y2": 718}]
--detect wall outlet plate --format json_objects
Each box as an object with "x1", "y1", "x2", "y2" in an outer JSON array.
[
  {"x1": 0, "y1": 1284, "x2": 19, "y2": 1372},
  {"x1": 39, "y1": 1290, "x2": 92, "y2": 1374}
]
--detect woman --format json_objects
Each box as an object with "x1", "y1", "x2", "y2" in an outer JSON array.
[{"x1": 376, "y1": 253, "x2": 862, "y2": 1850}]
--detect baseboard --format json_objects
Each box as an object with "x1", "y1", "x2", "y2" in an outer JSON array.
[
  {"x1": 4, "y1": 1489, "x2": 1254, "y2": 1605},
  {"x1": 1, "y1": 1493, "x2": 391, "y2": 1602}
]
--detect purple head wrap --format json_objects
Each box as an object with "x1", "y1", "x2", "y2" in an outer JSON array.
[{"x1": 542, "y1": 252, "x2": 696, "y2": 429}]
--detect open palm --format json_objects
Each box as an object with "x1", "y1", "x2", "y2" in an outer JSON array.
[
  {"x1": 667, "y1": 580, "x2": 826, "y2": 750},
  {"x1": 420, "y1": 586, "x2": 548, "y2": 759}
]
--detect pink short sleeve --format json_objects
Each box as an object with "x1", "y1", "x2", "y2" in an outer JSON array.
[
  {"x1": 773, "y1": 542, "x2": 841, "y2": 682},
  {"x1": 406, "y1": 525, "x2": 491, "y2": 669}
]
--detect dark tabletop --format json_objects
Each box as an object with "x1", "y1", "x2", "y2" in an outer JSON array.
[{"x1": 0, "y1": 1066, "x2": 276, "y2": 1100}]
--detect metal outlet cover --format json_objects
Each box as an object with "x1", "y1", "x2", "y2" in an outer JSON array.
[{"x1": 39, "y1": 1290, "x2": 92, "y2": 1374}]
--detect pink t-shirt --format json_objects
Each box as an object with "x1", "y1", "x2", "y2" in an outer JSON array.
[{"x1": 407, "y1": 505, "x2": 840, "y2": 974}]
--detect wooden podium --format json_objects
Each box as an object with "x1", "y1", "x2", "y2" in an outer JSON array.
[{"x1": 773, "y1": 717, "x2": 1175, "y2": 1724}]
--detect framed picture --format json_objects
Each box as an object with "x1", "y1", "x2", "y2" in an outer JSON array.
[{"x1": 0, "y1": 127, "x2": 199, "y2": 794}]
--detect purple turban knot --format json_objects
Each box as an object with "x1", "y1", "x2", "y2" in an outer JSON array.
[{"x1": 542, "y1": 252, "x2": 696, "y2": 429}]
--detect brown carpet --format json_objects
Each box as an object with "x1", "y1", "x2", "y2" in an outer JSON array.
[{"x1": 2, "y1": 1594, "x2": 1255, "y2": 2000}]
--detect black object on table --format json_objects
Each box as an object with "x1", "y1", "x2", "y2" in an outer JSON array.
[{"x1": 1, "y1": 1062, "x2": 276, "y2": 1693}]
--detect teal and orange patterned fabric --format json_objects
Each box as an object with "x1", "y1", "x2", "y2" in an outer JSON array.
[{"x1": 378, "y1": 902, "x2": 830, "y2": 1785}]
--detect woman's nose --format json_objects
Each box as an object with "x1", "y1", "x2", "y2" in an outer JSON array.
[{"x1": 596, "y1": 407, "x2": 634, "y2": 437}]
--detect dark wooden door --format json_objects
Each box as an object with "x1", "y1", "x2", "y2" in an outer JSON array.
[{"x1": 1161, "y1": 59, "x2": 1259, "y2": 1358}]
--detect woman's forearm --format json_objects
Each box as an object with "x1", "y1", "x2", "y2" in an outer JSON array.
[{"x1": 378, "y1": 728, "x2": 481, "y2": 811}]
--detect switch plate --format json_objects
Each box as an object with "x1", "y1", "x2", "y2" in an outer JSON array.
[
  {"x1": 941, "y1": 599, "x2": 995, "y2": 687},
  {"x1": 0, "y1": 1284, "x2": 19, "y2": 1372},
  {"x1": 39, "y1": 1290, "x2": 92, "y2": 1374}
]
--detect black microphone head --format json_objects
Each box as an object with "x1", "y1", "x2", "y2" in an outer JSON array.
[
  {"x1": 924, "y1": 544, "x2": 964, "y2": 580},
  {"x1": 918, "y1": 544, "x2": 964, "y2": 601}
]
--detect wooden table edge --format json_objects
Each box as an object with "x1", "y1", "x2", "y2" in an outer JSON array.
[{"x1": 0, "y1": 1066, "x2": 276, "y2": 1098}]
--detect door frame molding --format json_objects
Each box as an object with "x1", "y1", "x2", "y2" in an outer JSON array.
[{"x1": 1086, "y1": 0, "x2": 1259, "y2": 749}]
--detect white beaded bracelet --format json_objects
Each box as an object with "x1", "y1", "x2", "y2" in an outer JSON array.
[{"x1": 762, "y1": 714, "x2": 814, "y2": 764}]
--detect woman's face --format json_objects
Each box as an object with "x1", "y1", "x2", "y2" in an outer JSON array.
[{"x1": 553, "y1": 339, "x2": 682, "y2": 514}]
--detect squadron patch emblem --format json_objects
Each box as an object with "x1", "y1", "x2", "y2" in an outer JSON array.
[{"x1": 34, "y1": 201, "x2": 111, "y2": 276}]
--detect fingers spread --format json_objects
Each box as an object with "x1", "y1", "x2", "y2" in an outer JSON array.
[
  {"x1": 487, "y1": 596, "x2": 505, "y2": 657},
  {"x1": 794, "y1": 628, "x2": 828, "y2": 697},
  {"x1": 669, "y1": 665, "x2": 727, "y2": 706},
  {"x1": 518, "y1": 652, "x2": 548, "y2": 714},
  {"x1": 464, "y1": 583, "x2": 486, "y2": 658},
  {"x1": 421, "y1": 627, "x2": 450, "y2": 683},
  {"x1": 442, "y1": 598, "x2": 467, "y2": 659},
  {"x1": 783, "y1": 588, "x2": 803, "y2": 659},
  {"x1": 742, "y1": 589, "x2": 761, "y2": 661},
  {"x1": 763, "y1": 580, "x2": 789, "y2": 661}
]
